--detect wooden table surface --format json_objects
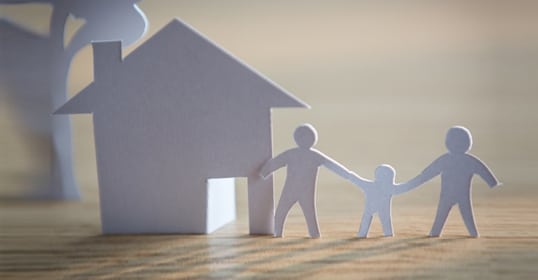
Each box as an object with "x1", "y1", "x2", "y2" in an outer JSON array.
[
  {"x1": 1, "y1": 1, "x2": 538, "y2": 279},
  {"x1": 1, "y1": 186, "x2": 537, "y2": 279}
]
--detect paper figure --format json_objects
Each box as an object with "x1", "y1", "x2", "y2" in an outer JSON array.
[
  {"x1": 55, "y1": 19, "x2": 308, "y2": 234},
  {"x1": 347, "y1": 165, "x2": 423, "y2": 238},
  {"x1": 0, "y1": 0, "x2": 147, "y2": 199},
  {"x1": 413, "y1": 126, "x2": 501, "y2": 237},
  {"x1": 259, "y1": 124, "x2": 350, "y2": 238}
]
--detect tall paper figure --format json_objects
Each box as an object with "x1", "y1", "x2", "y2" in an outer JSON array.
[
  {"x1": 0, "y1": 0, "x2": 147, "y2": 199},
  {"x1": 348, "y1": 165, "x2": 423, "y2": 238},
  {"x1": 414, "y1": 126, "x2": 501, "y2": 237},
  {"x1": 260, "y1": 124, "x2": 350, "y2": 238}
]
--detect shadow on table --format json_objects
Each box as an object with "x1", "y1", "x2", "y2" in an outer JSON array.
[
  {"x1": 246, "y1": 236, "x2": 461, "y2": 279},
  {"x1": 221, "y1": 236, "x2": 464, "y2": 279},
  {"x1": 0, "y1": 229, "x2": 477, "y2": 279},
  {"x1": 61, "y1": 234, "x2": 283, "y2": 279},
  {"x1": 58, "y1": 235, "x2": 464, "y2": 279}
]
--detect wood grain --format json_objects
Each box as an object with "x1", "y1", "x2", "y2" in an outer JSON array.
[{"x1": 1, "y1": 191, "x2": 537, "y2": 279}]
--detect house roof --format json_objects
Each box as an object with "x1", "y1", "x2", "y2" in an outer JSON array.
[{"x1": 55, "y1": 18, "x2": 308, "y2": 115}]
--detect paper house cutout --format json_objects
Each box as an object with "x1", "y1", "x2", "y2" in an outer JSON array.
[{"x1": 56, "y1": 19, "x2": 308, "y2": 234}]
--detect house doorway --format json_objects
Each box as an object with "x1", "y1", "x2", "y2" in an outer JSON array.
[
  {"x1": 206, "y1": 177, "x2": 250, "y2": 233},
  {"x1": 206, "y1": 177, "x2": 236, "y2": 233}
]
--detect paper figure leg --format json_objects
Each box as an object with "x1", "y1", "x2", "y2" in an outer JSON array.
[
  {"x1": 458, "y1": 198, "x2": 479, "y2": 237},
  {"x1": 274, "y1": 195, "x2": 296, "y2": 237},
  {"x1": 357, "y1": 213, "x2": 373, "y2": 238},
  {"x1": 379, "y1": 213, "x2": 394, "y2": 237},
  {"x1": 299, "y1": 198, "x2": 320, "y2": 238},
  {"x1": 430, "y1": 199, "x2": 453, "y2": 237}
]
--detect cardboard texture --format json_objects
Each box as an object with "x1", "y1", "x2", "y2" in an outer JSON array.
[
  {"x1": 260, "y1": 124, "x2": 350, "y2": 238},
  {"x1": 347, "y1": 165, "x2": 424, "y2": 238},
  {"x1": 0, "y1": 0, "x2": 147, "y2": 199},
  {"x1": 56, "y1": 19, "x2": 308, "y2": 234},
  {"x1": 413, "y1": 126, "x2": 501, "y2": 237}
]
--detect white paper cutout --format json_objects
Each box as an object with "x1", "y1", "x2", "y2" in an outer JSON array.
[
  {"x1": 347, "y1": 165, "x2": 424, "y2": 238},
  {"x1": 413, "y1": 126, "x2": 501, "y2": 237},
  {"x1": 55, "y1": 19, "x2": 308, "y2": 234},
  {"x1": 0, "y1": 0, "x2": 147, "y2": 199},
  {"x1": 206, "y1": 178, "x2": 236, "y2": 233},
  {"x1": 260, "y1": 124, "x2": 350, "y2": 238}
]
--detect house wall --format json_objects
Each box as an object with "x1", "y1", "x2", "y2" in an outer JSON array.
[
  {"x1": 90, "y1": 86, "x2": 277, "y2": 233},
  {"x1": 85, "y1": 23, "x2": 286, "y2": 233},
  {"x1": 93, "y1": 111, "x2": 209, "y2": 234}
]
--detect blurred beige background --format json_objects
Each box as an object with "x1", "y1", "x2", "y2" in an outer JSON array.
[
  {"x1": 1, "y1": 0, "x2": 537, "y2": 225},
  {"x1": 1, "y1": 1, "x2": 538, "y2": 278}
]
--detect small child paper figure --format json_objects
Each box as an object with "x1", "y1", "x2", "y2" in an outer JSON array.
[
  {"x1": 259, "y1": 124, "x2": 350, "y2": 238},
  {"x1": 415, "y1": 126, "x2": 501, "y2": 237},
  {"x1": 348, "y1": 165, "x2": 423, "y2": 238}
]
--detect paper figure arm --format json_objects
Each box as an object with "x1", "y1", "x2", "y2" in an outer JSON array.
[
  {"x1": 393, "y1": 155, "x2": 446, "y2": 195},
  {"x1": 470, "y1": 155, "x2": 501, "y2": 188},
  {"x1": 259, "y1": 150, "x2": 290, "y2": 179},
  {"x1": 347, "y1": 171, "x2": 373, "y2": 190},
  {"x1": 418, "y1": 155, "x2": 445, "y2": 181},
  {"x1": 319, "y1": 152, "x2": 351, "y2": 179},
  {"x1": 393, "y1": 174, "x2": 427, "y2": 195}
]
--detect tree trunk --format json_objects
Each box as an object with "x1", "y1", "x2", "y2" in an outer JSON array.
[
  {"x1": 43, "y1": 1, "x2": 79, "y2": 199},
  {"x1": 46, "y1": 51, "x2": 79, "y2": 199}
]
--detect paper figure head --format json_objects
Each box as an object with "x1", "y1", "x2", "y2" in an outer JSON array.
[
  {"x1": 445, "y1": 126, "x2": 472, "y2": 154},
  {"x1": 374, "y1": 164, "x2": 396, "y2": 184},
  {"x1": 294, "y1": 124, "x2": 318, "y2": 149}
]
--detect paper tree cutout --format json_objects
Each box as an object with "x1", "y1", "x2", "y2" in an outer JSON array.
[
  {"x1": 55, "y1": 19, "x2": 308, "y2": 234},
  {"x1": 413, "y1": 126, "x2": 501, "y2": 237},
  {"x1": 0, "y1": 0, "x2": 147, "y2": 199},
  {"x1": 260, "y1": 124, "x2": 350, "y2": 238},
  {"x1": 347, "y1": 165, "x2": 423, "y2": 238}
]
